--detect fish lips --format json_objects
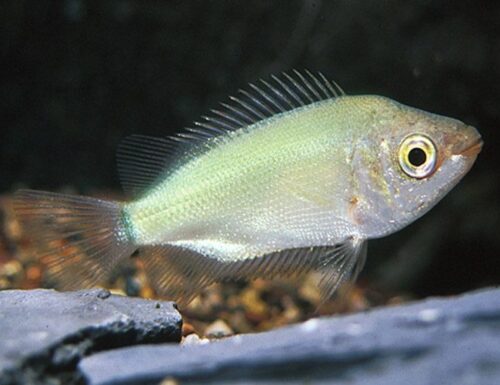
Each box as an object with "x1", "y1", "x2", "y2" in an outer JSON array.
[
  {"x1": 451, "y1": 125, "x2": 483, "y2": 158},
  {"x1": 458, "y1": 137, "x2": 483, "y2": 158}
]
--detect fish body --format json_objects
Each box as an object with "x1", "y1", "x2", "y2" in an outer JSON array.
[
  {"x1": 127, "y1": 98, "x2": 362, "y2": 258},
  {"x1": 14, "y1": 72, "x2": 482, "y2": 305}
]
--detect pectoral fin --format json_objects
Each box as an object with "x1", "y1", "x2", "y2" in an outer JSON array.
[{"x1": 317, "y1": 237, "x2": 367, "y2": 303}]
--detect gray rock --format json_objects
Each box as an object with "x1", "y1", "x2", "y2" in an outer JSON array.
[
  {"x1": 0, "y1": 289, "x2": 182, "y2": 385},
  {"x1": 80, "y1": 288, "x2": 500, "y2": 385}
]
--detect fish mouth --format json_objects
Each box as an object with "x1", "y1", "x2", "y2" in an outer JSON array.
[{"x1": 457, "y1": 137, "x2": 483, "y2": 158}]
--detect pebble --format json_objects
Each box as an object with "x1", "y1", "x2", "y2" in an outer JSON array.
[{"x1": 204, "y1": 319, "x2": 234, "y2": 339}]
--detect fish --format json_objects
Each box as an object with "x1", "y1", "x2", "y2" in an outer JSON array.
[{"x1": 13, "y1": 70, "x2": 482, "y2": 306}]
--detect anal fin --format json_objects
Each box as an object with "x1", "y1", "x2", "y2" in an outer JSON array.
[
  {"x1": 140, "y1": 245, "x2": 322, "y2": 307},
  {"x1": 140, "y1": 246, "x2": 223, "y2": 307},
  {"x1": 140, "y1": 238, "x2": 367, "y2": 308}
]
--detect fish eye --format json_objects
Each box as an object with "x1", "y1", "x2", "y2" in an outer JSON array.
[{"x1": 398, "y1": 134, "x2": 437, "y2": 179}]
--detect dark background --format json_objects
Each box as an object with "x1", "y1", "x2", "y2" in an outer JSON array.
[{"x1": 1, "y1": 0, "x2": 499, "y2": 298}]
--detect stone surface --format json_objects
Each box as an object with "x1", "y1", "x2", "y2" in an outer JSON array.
[
  {"x1": 80, "y1": 288, "x2": 500, "y2": 385},
  {"x1": 0, "y1": 289, "x2": 182, "y2": 385}
]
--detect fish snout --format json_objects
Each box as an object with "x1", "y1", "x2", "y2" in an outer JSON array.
[{"x1": 452, "y1": 125, "x2": 483, "y2": 158}]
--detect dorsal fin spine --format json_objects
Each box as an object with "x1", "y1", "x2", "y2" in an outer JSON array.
[
  {"x1": 284, "y1": 72, "x2": 313, "y2": 104},
  {"x1": 229, "y1": 95, "x2": 265, "y2": 120},
  {"x1": 271, "y1": 74, "x2": 302, "y2": 107},
  {"x1": 259, "y1": 79, "x2": 294, "y2": 110},
  {"x1": 239, "y1": 88, "x2": 275, "y2": 116},
  {"x1": 249, "y1": 83, "x2": 285, "y2": 113},
  {"x1": 220, "y1": 102, "x2": 255, "y2": 124},
  {"x1": 305, "y1": 70, "x2": 329, "y2": 99},
  {"x1": 200, "y1": 116, "x2": 234, "y2": 132},
  {"x1": 185, "y1": 127, "x2": 213, "y2": 138},
  {"x1": 209, "y1": 109, "x2": 245, "y2": 128},
  {"x1": 294, "y1": 69, "x2": 321, "y2": 101}
]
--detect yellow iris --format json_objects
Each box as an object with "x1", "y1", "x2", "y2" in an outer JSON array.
[{"x1": 398, "y1": 134, "x2": 437, "y2": 179}]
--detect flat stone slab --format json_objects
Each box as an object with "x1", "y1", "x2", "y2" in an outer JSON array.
[
  {"x1": 0, "y1": 289, "x2": 182, "y2": 385},
  {"x1": 80, "y1": 288, "x2": 500, "y2": 385}
]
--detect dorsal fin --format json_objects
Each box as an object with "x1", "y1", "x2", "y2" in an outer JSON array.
[
  {"x1": 117, "y1": 71, "x2": 345, "y2": 197},
  {"x1": 116, "y1": 135, "x2": 176, "y2": 197}
]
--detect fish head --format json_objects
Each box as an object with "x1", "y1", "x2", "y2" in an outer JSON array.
[{"x1": 352, "y1": 96, "x2": 482, "y2": 236}]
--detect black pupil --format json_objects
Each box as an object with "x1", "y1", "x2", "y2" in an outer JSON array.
[{"x1": 408, "y1": 147, "x2": 427, "y2": 167}]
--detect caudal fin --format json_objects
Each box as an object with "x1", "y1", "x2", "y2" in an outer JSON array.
[{"x1": 13, "y1": 189, "x2": 136, "y2": 290}]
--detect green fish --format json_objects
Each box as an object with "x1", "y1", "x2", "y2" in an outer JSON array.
[{"x1": 14, "y1": 71, "x2": 482, "y2": 305}]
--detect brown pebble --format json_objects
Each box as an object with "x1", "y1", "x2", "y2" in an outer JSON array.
[
  {"x1": 182, "y1": 322, "x2": 195, "y2": 336},
  {"x1": 204, "y1": 319, "x2": 234, "y2": 339},
  {"x1": 241, "y1": 287, "x2": 268, "y2": 320},
  {"x1": 181, "y1": 333, "x2": 210, "y2": 345},
  {"x1": 230, "y1": 310, "x2": 253, "y2": 334},
  {"x1": 159, "y1": 377, "x2": 179, "y2": 385},
  {"x1": 26, "y1": 265, "x2": 41, "y2": 281},
  {"x1": 1, "y1": 260, "x2": 22, "y2": 278}
]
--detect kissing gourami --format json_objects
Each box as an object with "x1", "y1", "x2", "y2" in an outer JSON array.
[{"x1": 14, "y1": 71, "x2": 482, "y2": 306}]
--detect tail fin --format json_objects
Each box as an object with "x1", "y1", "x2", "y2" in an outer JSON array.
[{"x1": 13, "y1": 189, "x2": 136, "y2": 290}]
